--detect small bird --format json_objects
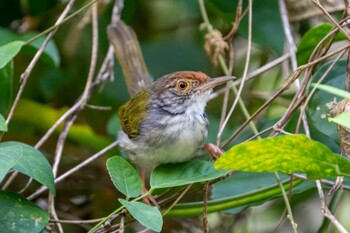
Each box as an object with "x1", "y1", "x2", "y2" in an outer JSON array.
[
  {"x1": 107, "y1": 22, "x2": 233, "y2": 171},
  {"x1": 117, "y1": 71, "x2": 233, "y2": 169}
]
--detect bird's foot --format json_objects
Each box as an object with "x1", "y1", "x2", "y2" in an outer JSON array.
[{"x1": 204, "y1": 143, "x2": 224, "y2": 160}]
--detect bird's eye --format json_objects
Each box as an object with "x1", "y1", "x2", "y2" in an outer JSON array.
[{"x1": 176, "y1": 80, "x2": 190, "y2": 91}]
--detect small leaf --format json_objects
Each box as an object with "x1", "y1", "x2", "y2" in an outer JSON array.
[
  {"x1": 297, "y1": 23, "x2": 347, "y2": 65},
  {"x1": 119, "y1": 199, "x2": 162, "y2": 232},
  {"x1": 0, "y1": 41, "x2": 24, "y2": 69},
  {"x1": 0, "y1": 142, "x2": 55, "y2": 195},
  {"x1": 0, "y1": 114, "x2": 7, "y2": 132},
  {"x1": 0, "y1": 191, "x2": 50, "y2": 233},
  {"x1": 311, "y1": 83, "x2": 350, "y2": 100},
  {"x1": 329, "y1": 112, "x2": 350, "y2": 129},
  {"x1": 0, "y1": 61, "x2": 13, "y2": 115},
  {"x1": 214, "y1": 134, "x2": 350, "y2": 180},
  {"x1": 151, "y1": 160, "x2": 229, "y2": 189},
  {"x1": 107, "y1": 156, "x2": 142, "y2": 198}
]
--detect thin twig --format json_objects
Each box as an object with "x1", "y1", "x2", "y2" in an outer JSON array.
[
  {"x1": 223, "y1": 42, "x2": 350, "y2": 147},
  {"x1": 210, "y1": 53, "x2": 291, "y2": 101},
  {"x1": 162, "y1": 184, "x2": 193, "y2": 217},
  {"x1": 49, "y1": 194, "x2": 64, "y2": 233},
  {"x1": 298, "y1": 50, "x2": 347, "y2": 131},
  {"x1": 48, "y1": 4, "x2": 99, "y2": 228},
  {"x1": 312, "y1": 0, "x2": 350, "y2": 41},
  {"x1": 217, "y1": 0, "x2": 254, "y2": 140},
  {"x1": 279, "y1": 0, "x2": 310, "y2": 137},
  {"x1": 290, "y1": 174, "x2": 350, "y2": 191},
  {"x1": 315, "y1": 180, "x2": 348, "y2": 233},
  {"x1": 203, "y1": 181, "x2": 210, "y2": 233},
  {"x1": 27, "y1": 140, "x2": 119, "y2": 200},
  {"x1": 50, "y1": 218, "x2": 105, "y2": 224},
  {"x1": 5, "y1": 0, "x2": 77, "y2": 126}
]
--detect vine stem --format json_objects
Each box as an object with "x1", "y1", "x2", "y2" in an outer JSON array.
[{"x1": 275, "y1": 172, "x2": 298, "y2": 233}]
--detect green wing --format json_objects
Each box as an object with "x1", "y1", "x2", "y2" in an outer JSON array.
[{"x1": 118, "y1": 90, "x2": 150, "y2": 139}]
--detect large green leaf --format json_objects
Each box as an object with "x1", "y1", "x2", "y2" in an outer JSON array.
[
  {"x1": 151, "y1": 160, "x2": 229, "y2": 189},
  {"x1": 308, "y1": 60, "x2": 346, "y2": 143},
  {"x1": 0, "y1": 61, "x2": 12, "y2": 115},
  {"x1": 214, "y1": 134, "x2": 350, "y2": 180},
  {"x1": 106, "y1": 156, "x2": 142, "y2": 198},
  {"x1": 0, "y1": 142, "x2": 55, "y2": 195},
  {"x1": 0, "y1": 191, "x2": 49, "y2": 233},
  {"x1": 212, "y1": 172, "x2": 313, "y2": 214},
  {"x1": 297, "y1": 23, "x2": 347, "y2": 65},
  {"x1": 0, "y1": 114, "x2": 7, "y2": 132},
  {"x1": 239, "y1": 0, "x2": 284, "y2": 54},
  {"x1": 0, "y1": 40, "x2": 24, "y2": 69},
  {"x1": 119, "y1": 199, "x2": 163, "y2": 232}
]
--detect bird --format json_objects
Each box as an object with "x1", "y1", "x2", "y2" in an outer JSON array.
[
  {"x1": 107, "y1": 21, "x2": 233, "y2": 174},
  {"x1": 117, "y1": 71, "x2": 233, "y2": 170}
]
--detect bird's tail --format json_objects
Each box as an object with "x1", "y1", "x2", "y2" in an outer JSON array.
[{"x1": 107, "y1": 21, "x2": 153, "y2": 97}]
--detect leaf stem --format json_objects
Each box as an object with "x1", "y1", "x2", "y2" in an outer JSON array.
[
  {"x1": 24, "y1": 0, "x2": 99, "y2": 46},
  {"x1": 275, "y1": 172, "x2": 298, "y2": 233}
]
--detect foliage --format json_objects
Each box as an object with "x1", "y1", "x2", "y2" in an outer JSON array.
[
  {"x1": 0, "y1": 0, "x2": 350, "y2": 232},
  {"x1": 215, "y1": 134, "x2": 350, "y2": 180}
]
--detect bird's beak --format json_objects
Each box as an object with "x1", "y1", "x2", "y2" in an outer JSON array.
[{"x1": 195, "y1": 76, "x2": 235, "y2": 92}]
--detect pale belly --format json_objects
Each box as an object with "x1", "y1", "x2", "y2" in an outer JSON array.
[{"x1": 118, "y1": 112, "x2": 208, "y2": 169}]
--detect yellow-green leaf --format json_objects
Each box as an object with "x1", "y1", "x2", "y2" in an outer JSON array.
[{"x1": 214, "y1": 134, "x2": 350, "y2": 180}]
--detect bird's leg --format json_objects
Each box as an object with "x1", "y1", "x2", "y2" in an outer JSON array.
[
  {"x1": 204, "y1": 143, "x2": 224, "y2": 160},
  {"x1": 140, "y1": 168, "x2": 159, "y2": 207}
]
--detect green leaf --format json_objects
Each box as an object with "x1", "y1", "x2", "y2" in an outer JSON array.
[
  {"x1": 106, "y1": 156, "x2": 142, "y2": 198},
  {"x1": 21, "y1": 34, "x2": 60, "y2": 67},
  {"x1": 119, "y1": 199, "x2": 163, "y2": 232},
  {"x1": 151, "y1": 160, "x2": 229, "y2": 189},
  {"x1": 214, "y1": 134, "x2": 350, "y2": 180},
  {"x1": 0, "y1": 40, "x2": 24, "y2": 69},
  {"x1": 0, "y1": 145, "x2": 22, "y2": 182},
  {"x1": 0, "y1": 61, "x2": 13, "y2": 115},
  {"x1": 0, "y1": 191, "x2": 49, "y2": 233},
  {"x1": 297, "y1": 23, "x2": 347, "y2": 65},
  {"x1": 311, "y1": 83, "x2": 350, "y2": 100},
  {"x1": 307, "y1": 60, "x2": 346, "y2": 143},
  {"x1": 238, "y1": 0, "x2": 284, "y2": 54},
  {"x1": 0, "y1": 142, "x2": 55, "y2": 195},
  {"x1": 212, "y1": 172, "x2": 312, "y2": 214},
  {"x1": 329, "y1": 112, "x2": 350, "y2": 129},
  {"x1": 0, "y1": 114, "x2": 7, "y2": 132}
]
